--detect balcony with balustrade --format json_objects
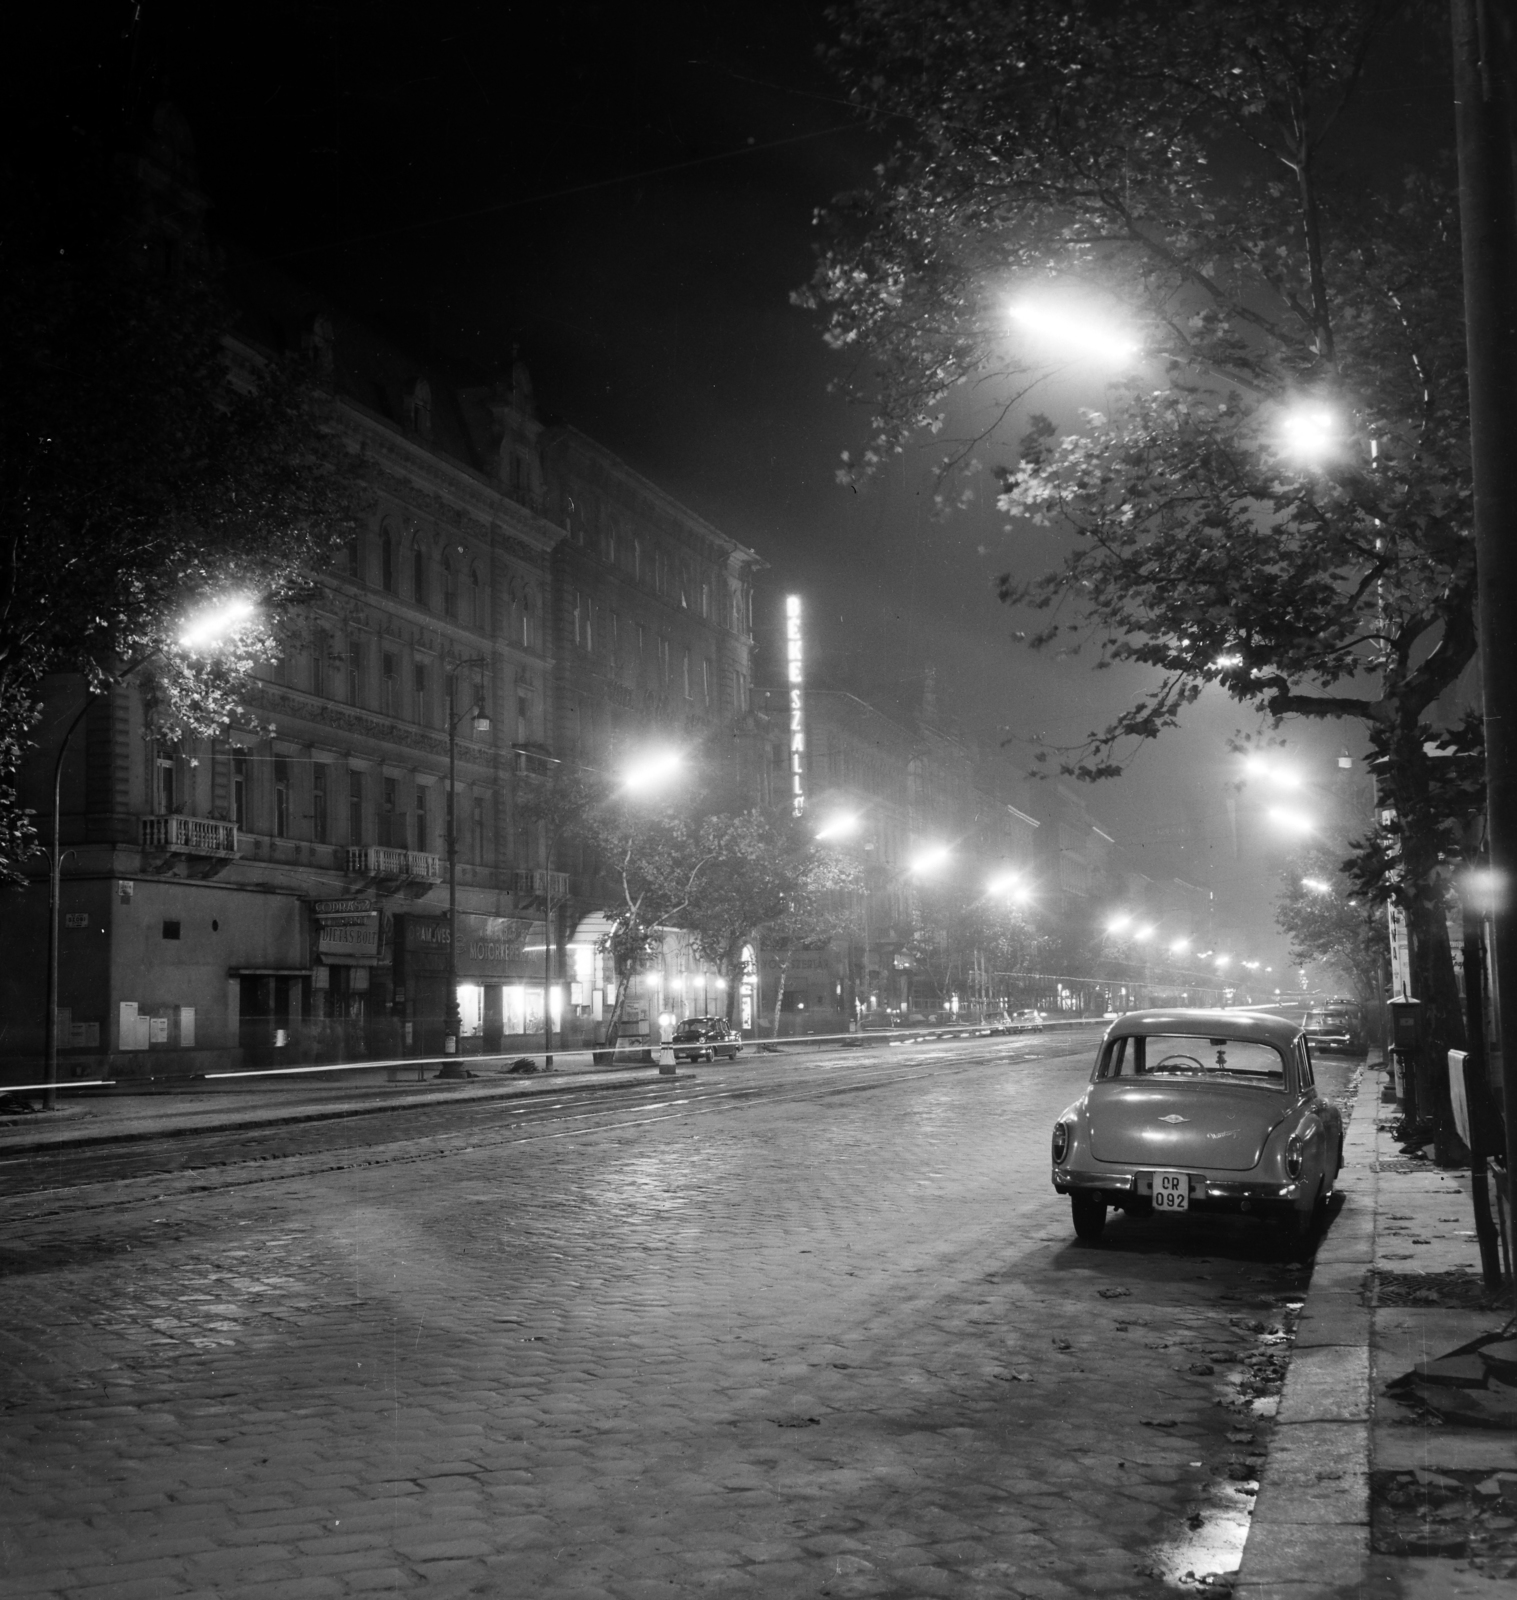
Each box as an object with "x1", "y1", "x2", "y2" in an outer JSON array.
[
  {"x1": 141, "y1": 815, "x2": 240, "y2": 859},
  {"x1": 346, "y1": 845, "x2": 444, "y2": 882}
]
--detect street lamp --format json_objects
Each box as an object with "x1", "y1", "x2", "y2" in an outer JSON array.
[
  {"x1": 816, "y1": 812, "x2": 861, "y2": 842},
  {"x1": 908, "y1": 843, "x2": 952, "y2": 876},
  {"x1": 441, "y1": 658, "x2": 491, "y2": 1074},
  {"x1": 1007, "y1": 295, "x2": 1141, "y2": 365},
  {"x1": 622, "y1": 748, "x2": 683, "y2": 795},
  {"x1": 1280, "y1": 402, "x2": 1339, "y2": 463},
  {"x1": 1266, "y1": 805, "x2": 1316, "y2": 836}
]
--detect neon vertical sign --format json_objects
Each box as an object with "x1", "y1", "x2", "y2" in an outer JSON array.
[{"x1": 785, "y1": 594, "x2": 805, "y2": 816}]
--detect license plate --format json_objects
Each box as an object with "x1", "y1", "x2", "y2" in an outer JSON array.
[{"x1": 1153, "y1": 1171, "x2": 1190, "y2": 1212}]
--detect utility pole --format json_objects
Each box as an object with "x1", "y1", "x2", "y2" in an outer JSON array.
[{"x1": 1451, "y1": 0, "x2": 1517, "y2": 1291}]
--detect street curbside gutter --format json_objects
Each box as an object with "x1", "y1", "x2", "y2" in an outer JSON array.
[{"x1": 1235, "y1": 1061, "x2": 1376, "y2": 1599}]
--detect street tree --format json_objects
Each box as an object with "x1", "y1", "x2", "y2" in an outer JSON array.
[
  {"x1": 1, "y1": 119, "x2": 365, "y2": 877},
  {"x1": 517, "y1": 765, "x2": 717, "y2": 1047},
  {"x1": 803, "y1": 0, "x2": 1479, "y2": 1134},
  {"x1": 1277, "y1": 846, "x2": 1391, "y2": 1021}
]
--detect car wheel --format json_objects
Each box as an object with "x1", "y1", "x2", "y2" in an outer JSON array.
[{"x1": 1071, "y1": 1194, "x2": 1107, "y2": 1242}]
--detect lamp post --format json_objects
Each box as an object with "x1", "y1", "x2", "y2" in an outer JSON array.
[
  {"x1": 42, "y1": 694, "x2": 94, "y2": 1111},
  {"x1": 441, "y1": 657, "x2": 491, "y2": 1074}
]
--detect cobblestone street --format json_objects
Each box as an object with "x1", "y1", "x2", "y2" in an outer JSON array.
[{"x1": 0, "y1": 1033, "x2": 1353, "y2": 1599}]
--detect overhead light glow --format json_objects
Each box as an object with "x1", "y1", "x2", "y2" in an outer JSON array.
[
  {"x1": 1007, "y1": 296, "x2": 1140, "y2": 365},
  {"x1": 816, "y1": 813, "x2": 860, "y2": 842},
  {"x1": 1267, "y1": 806, "x2": 1315, "y2": 836},
  {"x1": 909, "y1": 844, "x2": 952, "y2": 876},
  {"x1": 622, "y1": 749, "x2": 684, "y2": 794},
  {"x1": 1281, "y1": 404, "x2": 1338, "y2": 461},
  {"x1": 179, "y1": 594, "x2": 257, "y2": 651},
  {"x1": 1300, "y1": 876, "x2": 1332, "y2": 894}
]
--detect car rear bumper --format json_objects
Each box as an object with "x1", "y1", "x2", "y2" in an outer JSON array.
[{"x1": 1053, "y1": 1166, "x2": 1302, "y2": 1214}]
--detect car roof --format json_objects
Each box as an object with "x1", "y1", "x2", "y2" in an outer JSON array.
[{"x1": 1104, "y1": 1007, "x2": 1303, "y2": 1047}]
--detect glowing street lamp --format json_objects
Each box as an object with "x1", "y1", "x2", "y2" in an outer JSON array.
[
  {"x1": 909, "y1": 843, "x2": 952, "y2": 876},
  {"x1": 622, "y1": 748, "x2": 684, "y2": 795},
  {"x1": 1106, "y1": 912, "x2": 1133, "y2": 935},
  {"x1": 1301, "y1": 876, "x2": 1333, "y2": 895},
  {"x1": 1169, "y1": 938, "x2": 1191, "y2": 956},
  {"x1": 1267, "y1": 806, "x2": 1315, "y2": 836},
  {"x1": 1133, "y1": 924, "x2": 1155, "y2": 943},
  {"x1": 179, "y1": 594, "x2": 258, "y2": 651},
  {"x1": 816, "y1": 812, "x2": 861, "y2": 843},
  {"x1": 1280, "y1": 404, "x2": 1339, "y2": 462},
  {"x1": 1008, "y1": 296, "x2": 1140, "y2": 365}
]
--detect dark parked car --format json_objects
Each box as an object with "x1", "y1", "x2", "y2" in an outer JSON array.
[
  {"x1": 1302, "y1": 1006, "x2": 1367, "y2": 1056},
  {"x1": 670, "y1": 1016, "x2": 742, "y2": 1062},
  {"x1": 1051, "y1": 1008, "x2": 1344, "y2": 1242}
]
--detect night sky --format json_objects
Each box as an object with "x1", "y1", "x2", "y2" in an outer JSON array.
[{"x1": 9, "y1": 0, "x2": 1450, "y2": 878}]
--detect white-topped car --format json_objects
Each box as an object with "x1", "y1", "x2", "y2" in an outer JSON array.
[{"x1": 1050, "y1": 1008, "x2": 1343, "y2": 1243}]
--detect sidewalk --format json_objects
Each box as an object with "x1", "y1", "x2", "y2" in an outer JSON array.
[
  {"x1": 1237, "y1": 1057, "x2": 1517, "y2": 1600},
  {"x1": 0, "y1": 1051, "x2": 688, "y2": 1156}
]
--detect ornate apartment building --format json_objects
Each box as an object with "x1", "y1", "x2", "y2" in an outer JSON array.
[{"x1": 5, "y1": 275, "x2": 762, "y2": 1084}]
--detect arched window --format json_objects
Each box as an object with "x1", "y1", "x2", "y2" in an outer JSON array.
[
  {"x1": 380, "y1": 524, "x2": 396, "y2": 593},
  {"x1": 412, "y1": 542, "x2": 428, "y2": 608},
  {"x1": 442, "y1": 554, "x2": 458, "y2": 620}
]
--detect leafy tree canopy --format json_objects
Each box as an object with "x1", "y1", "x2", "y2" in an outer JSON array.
[
  {"x1": 1277, "y1": 844, "x2": 1391, "y2": 1014},
  {"x1": 802, "y1": 0, "x2": 1476, "y2": 1065}
]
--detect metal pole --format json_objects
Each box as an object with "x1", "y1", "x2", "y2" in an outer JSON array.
[
  {"x1": 439, "y1": 679, "x2": 464, "y2": 1076},
  {"x1": 543, "y1": 892, "x2": 555, "y2": 1070},
  {"x1": 1452, "y1": 0, "x2": 1517, "y2": 1295},
  {"x1": 44, "y1": 700, "x2": 92, "y2": 1112}
]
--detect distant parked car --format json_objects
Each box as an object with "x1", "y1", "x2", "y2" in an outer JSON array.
[
  {"x1": 1013, "y1": 1009, "x2": 1046, "y2": 1032},
  {"x1": 859, "y1": 1011, "x2": 897, "y2": 1031},
  {"x1": 670, "y1": 1016, "x2": 742, "y2": 1062},
  {"x1": 1051, "y1": 1008, "x2": 1344, "y2": 1243},
  {"x1": 1302, "y1": 1006, "x2": 1367, "y2": 1056}
]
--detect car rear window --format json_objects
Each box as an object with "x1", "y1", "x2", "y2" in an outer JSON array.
[{"x1": 1101, "y1": 1034, "x2": 1287, "y2": 1085}]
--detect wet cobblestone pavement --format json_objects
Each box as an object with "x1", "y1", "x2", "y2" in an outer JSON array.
[{"x1": 0, "y1": 1034, "x2": 1353, "y2": 1599}]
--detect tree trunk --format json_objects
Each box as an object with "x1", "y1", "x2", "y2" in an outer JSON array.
[
  {"x1": 1387, "y1": 729, "x2": 1469, "y2": 1162},
  {"x1": 771, "y1": 957, "x2": 791, "y2": 1038}
]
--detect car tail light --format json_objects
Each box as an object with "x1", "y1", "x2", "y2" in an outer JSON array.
[
  {"x1": 1051, "y1": 1122, "x2": 1070, "y2": 1163},
  {"x1": 1285, "y1": 1134, "x2": 1305, "y2": 1179}
]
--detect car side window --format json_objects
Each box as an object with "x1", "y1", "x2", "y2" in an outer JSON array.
[
  {"x1": 1298, "y1": 1040, "x2": 1315, "y2": 1090},
  {"x1": 1098, "y1": 1037, "x2": 1129, "y2": 1078}
]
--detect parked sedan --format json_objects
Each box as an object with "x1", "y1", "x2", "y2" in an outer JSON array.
[
  {"x1": 1050, "y1": 1008, "x2": 1343, "y2": 1243},
  {"x1": 1302, "y1": 1005, "x2": 1367, "y2": 1056},
  {"x1": 670, "y1": 1016, "x2": 742, "y2": 1062}
]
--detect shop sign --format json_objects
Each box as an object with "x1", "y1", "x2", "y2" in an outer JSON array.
[
  {"x1": 399, "y1": 913, "x2": 541, "y2": 979},
  {"x1": 313, "y1": 897, "x2": 380, "y2": 965}
]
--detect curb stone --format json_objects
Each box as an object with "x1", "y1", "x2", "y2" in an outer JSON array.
[{"x1": 1235, "y1": 1062, "x2": 1375, "y2": 1600}]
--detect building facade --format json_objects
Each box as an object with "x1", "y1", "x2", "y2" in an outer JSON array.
[{"x1": 5, "y1": 289, "x2": 762, "y2": 1084}]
